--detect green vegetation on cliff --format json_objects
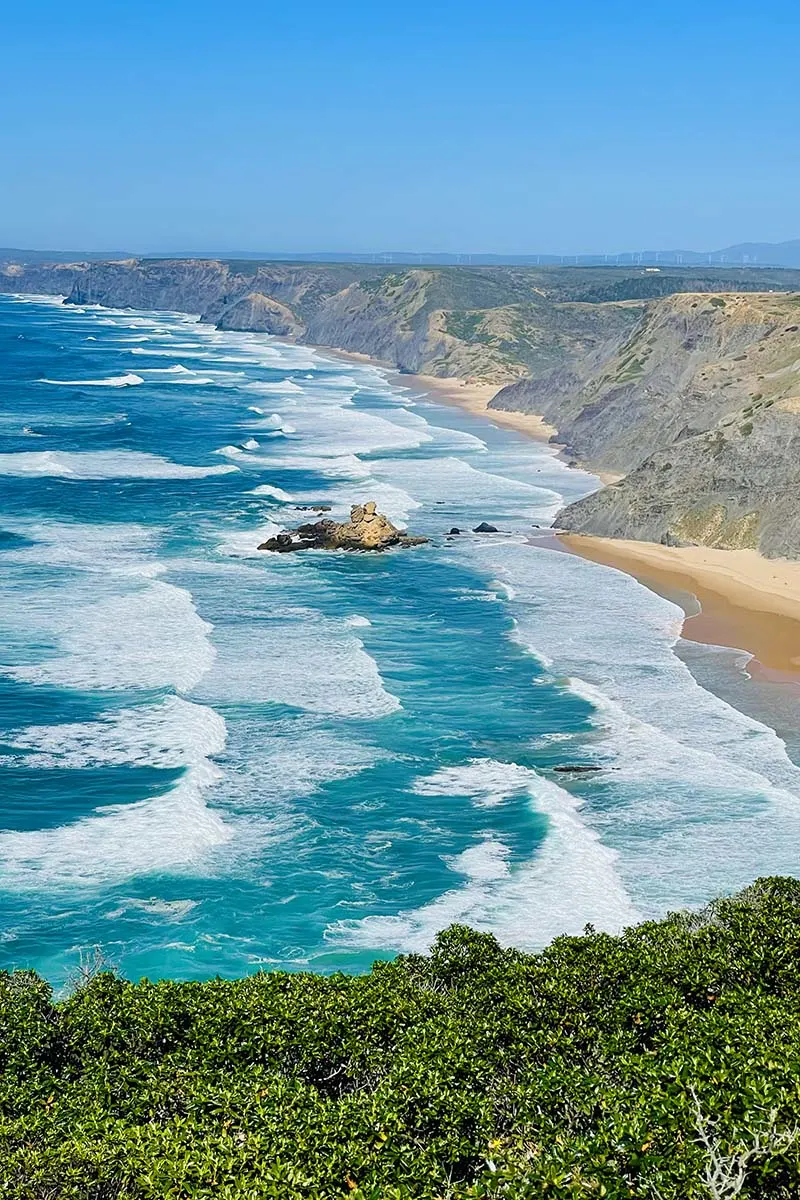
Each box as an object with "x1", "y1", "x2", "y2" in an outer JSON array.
[{"x1": 4, "y1": 878, "x2": 800, "y2": 1198}]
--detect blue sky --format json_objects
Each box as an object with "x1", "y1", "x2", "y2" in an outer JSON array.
[{"x1": 1, "y1": 0, "x2": 798, "y2": 254}]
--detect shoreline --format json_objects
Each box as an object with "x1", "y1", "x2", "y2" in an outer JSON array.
[
  {"x1": 16, "y1": 294, "x2": 800, "y2": 684},
  {"x1": 398, "y1": 373, "x2": 560, "y2": 442},
  {"x1": 561, "y1": 534, "x2": 800, "y2": 679},
  {"x1": 312, "y1": 346, "x2": 556, "y2": 442},
  {"x1": 346, "y1": 345, "x2": 800, "y2": 684},
  {"x1": 393, "y1": 372, "x2": 625, "y2": 485}
]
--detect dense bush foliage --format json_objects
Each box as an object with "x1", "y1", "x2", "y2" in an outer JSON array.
[{"x1": 3, "y1": 878, "x2": 800, "y2": 1198}]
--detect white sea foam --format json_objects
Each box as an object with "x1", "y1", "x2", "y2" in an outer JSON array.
[
  {"x1": 40, "y1": 373, "x2": 144, "y2": 388},
  {"x1": 6, "y1": 292, "x2": 67, "y2": 305},
  {"x1": 466, "y1": 540, "x2": 800, "y2": 912},
  {"x1": 0, "y1": 760, "x2": 231, "y2": 889},
  {"x1": 214, "y1": 716, "x2": 386, "y2": 813},
  {"x1": 137, "y1": 364, "x2": 216, "y2": 384},
  {"x1": 195, "y1": 611, "x2": 401, "y2": 719},
  {"x1": 5, "y1": 579, "x2": 216, "y2": 693},
  {"x1": 249, "y1": 412, "x2": 289, "y2": 429},
  {"x1": 0, "y1": 450, "x2": 238, "y2": 479},
  {"x1": 245, "y1": 451, "x2": 372, "y2": 480},
  {"x1": 139, "y1": 364, "x2": 193, "y2": 374},
  {"x1": 391, "y1": 404, "x2": 488, "y2": 452},
  {"x1": 414, "y1": 760, "x2": 530, "y2": 808},
  {"x1": 108, "y1": 898, "x2": 199, "y2": 921},
  {"x1": 276, "y1": 406, "x2": 431, "y2": 457},
  {"x1": 0, "y1": 519, "x2": 161, "y2": 574},
  {"x1": 448, "y1": 839, "x2": 512, "y2": 881},
  {"x1": 214, "y1": 522, "x2": 283, "y2": 557},
  {"x1": 244, "y1": 380, "x2": 305, "y2": 395},
  {"x1": 130, "y1": 345, "x2": 210, "y2": 358},
  {"x1": 9, "y1": 696, "x2": 225, "y2": 771},
  {"x1": 328, "y1": 759, "x2": 638, "y2": 953},
  {"x1": 371, "y1": 455, "x2": 562, "y2": 523}
]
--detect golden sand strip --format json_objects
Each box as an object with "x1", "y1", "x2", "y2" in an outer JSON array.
[
  {"x1": 561, "y1": 535, "x2": 800, "y2": 677},
  {"x1": 401, "y1": 374, "x2": 560, "y2": 441}
]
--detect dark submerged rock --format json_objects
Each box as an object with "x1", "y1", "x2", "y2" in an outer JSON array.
[
  {"x1": 553, "y1": 765, "x2": 603, "y2": 774},
  {"x1": 473, "y1": 522, "x2": 499, "y2": 533}
]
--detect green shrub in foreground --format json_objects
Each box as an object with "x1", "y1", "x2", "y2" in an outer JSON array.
[{"x1": 3, "y1": 877, "x2": 800, "y2": 1198}]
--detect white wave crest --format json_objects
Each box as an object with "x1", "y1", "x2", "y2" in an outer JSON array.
[
  {"x1": 40, "y1": 373, "x2": 144, "y2": 388},
  {"x1": 328, "y1": 759, "x2": 638, "y2": 954},
  {"x1": 0, "y1": 760, "x2": 230, "y2": 889},
  {"x1": 244, "y1": 380, "x2": 305, "y2": 394},
  {"x1": 5, "y1": 579, "x2": 216, "y2": 693},
  {"x1": 8, "y1": 696, "x2": 225, "y2": 770},
  {"x1": 0, "y1": 450, "x2": 239, "y2": 479},
  {"x1": 248, "y1": 484, "x2": 295, "y2": 502},
  {"x1": 194, "y1": 611, "x2": 401, "y2": 719},
  {"x1": 469, "y1": 540, "x2": 800, "y2": 913}
]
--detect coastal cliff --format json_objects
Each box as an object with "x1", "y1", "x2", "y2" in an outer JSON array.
[
  {"x1": 5, "y1": 256, "x2": 800, "y2": 555},
  {"x1": 537, "y1": 293, "x2": 800, "y2": 557}
]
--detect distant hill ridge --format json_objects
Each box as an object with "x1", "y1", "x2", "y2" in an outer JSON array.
[{"x1": 2, "y1": 237, "x2": 800, "y2": 267}]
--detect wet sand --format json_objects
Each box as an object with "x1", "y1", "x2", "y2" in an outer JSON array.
[{"x1": 561, "y1": 535, "x2": 800, "y2": 678}]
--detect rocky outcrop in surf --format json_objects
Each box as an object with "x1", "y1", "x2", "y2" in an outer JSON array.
[{"x1": 258, "y1": 502, "x2": 427, "y2": 553}]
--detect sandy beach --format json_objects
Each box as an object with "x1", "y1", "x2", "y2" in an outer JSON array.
[
  {"x1": 401, "y1": 366, "x2": 800, "y2": 678},
  {"x1": 561, "y1": 535, "x2": 800, "y2": 677},
  {"x1": 398, "y1": 374, "x2": 560, "y2": 441},
  {"x1": 404, "y1": 374, "x2": 628, "y2": 484}
]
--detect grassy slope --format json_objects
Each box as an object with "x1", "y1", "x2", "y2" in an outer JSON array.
[{"x1": 4, "y1": 878, "x2": 800, "y2": 1198}]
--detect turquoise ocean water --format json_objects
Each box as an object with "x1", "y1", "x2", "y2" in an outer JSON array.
[{"x1": 2, "y1": 293, "x2": 800, "y2": 986}]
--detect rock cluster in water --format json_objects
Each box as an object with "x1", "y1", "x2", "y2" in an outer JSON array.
[{"x1": 258, "y1": 501, "x2": 427, "y2": 553}]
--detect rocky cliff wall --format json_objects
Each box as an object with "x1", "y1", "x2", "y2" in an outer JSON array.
[{"x1": 551, "y1": 293, "x2": 800, "y2": 557}]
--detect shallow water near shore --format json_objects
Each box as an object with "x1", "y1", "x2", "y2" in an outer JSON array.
[{"x1": 1, "y1": 293, "x2": 800, "y2": 986}]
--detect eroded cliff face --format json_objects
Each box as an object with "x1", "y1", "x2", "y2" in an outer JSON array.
[
  {"x1": 552, "y1": 293, "x2": 800, "y2": 557},
  {"x1": 216, "y1": 292, "x2": 305, "y2": 337}
]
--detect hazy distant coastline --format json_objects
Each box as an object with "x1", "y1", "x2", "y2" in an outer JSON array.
[{"x1": 3, "y1": 235, "x2": 800, "y2": 267}]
